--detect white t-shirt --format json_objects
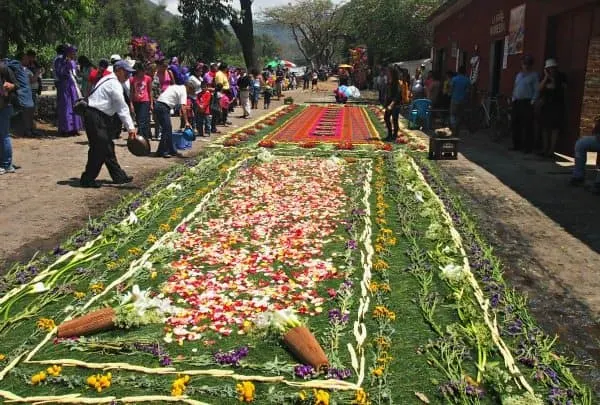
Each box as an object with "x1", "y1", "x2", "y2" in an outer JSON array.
[
  {"x1": 87, "y1": 73, "x2": 135, "y2": 131},
  {"x1": 157, "y1": 85, "x2": 187, "y2": 108}
]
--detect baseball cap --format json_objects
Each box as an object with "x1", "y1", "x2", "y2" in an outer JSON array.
[
  {"x1": 114, "y1": 60, "x2": 136, "y2": 73},
  {"x1": 110, "y1": 54, "x2": 122, "y2": 63}
]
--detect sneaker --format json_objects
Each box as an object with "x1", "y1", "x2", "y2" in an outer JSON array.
[
  {"x1": 569, "y1": 177, "x2": 585, "y2": 186},
  {"x1": 4, "y1": 166, "x2": 16, "y2": 173},
  {"x1": 0, "y1": 168, "x2": 5, "y2": 175}
]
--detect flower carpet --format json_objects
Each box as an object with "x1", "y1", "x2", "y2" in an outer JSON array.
[{"x1": 0, "y1": 105, "x2": 592, "y2": 404}]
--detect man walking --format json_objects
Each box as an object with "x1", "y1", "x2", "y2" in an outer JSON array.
[
  {"x1": 237, "y1": 68, "x2": 251, "y2": 119},
  {"x1": 511, "y1": 55, "x2": 539, "y2": 153},
  {"x1": 80, "y1": 61, "x2": 137, "y2": 188}
]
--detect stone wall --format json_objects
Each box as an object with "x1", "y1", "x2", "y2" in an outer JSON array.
[{"x1": 580, "y1": 37, "x2": 600, "y2": 136}]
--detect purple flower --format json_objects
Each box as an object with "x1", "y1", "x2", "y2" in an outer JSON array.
[
  {"x1": 346, "y1": 240, "x2": 358, "y2": 250},
  {"x1": 53, "y1": 245, "x2": 67, "y2": 256},
  {"x1": 352, "y1": 208, "x2": 366, "y2": 216},
  {"x1": 294, "y1": 364, "x2": 315, "y2": 379},
  {"x1": 328, "y1": 309, "x2": 350, "y2": 325},
  {"x1": 326, "y1": 368, "x2": 352, "y2": 380},
  {"x1": 213, "y1": 346, "x2": 250, "y2": 367}
]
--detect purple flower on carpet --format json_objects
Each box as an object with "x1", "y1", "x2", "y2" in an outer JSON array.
[
  {"x1": 213, "y1": 346, "x2": 250, "y2": 367},
  {"x1": 326, "y1": 368, "x2": 352, "y2": 380},
  {"x1": 53, "y1": 245, "x2": 67, "y2": 256},
  {"x1": 328, "y1": 309, "x2": 350, "y2": 325},
  {"x1": 294, "y1": 364, "x2": 315, "y2": 379},
  {"x1": 346, "y1": 240, "x2": 358, "y2": 250}
]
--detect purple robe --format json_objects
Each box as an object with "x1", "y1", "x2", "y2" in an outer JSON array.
[{"x1": 56, "y1": 58, "x2": 83, "y2": 134}]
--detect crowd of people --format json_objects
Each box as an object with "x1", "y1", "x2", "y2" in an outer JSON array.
[{"x1": 0, "y1": 44, "x2": 312, "y2": 180}]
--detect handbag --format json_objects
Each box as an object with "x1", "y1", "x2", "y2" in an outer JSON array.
[{"x1": 73, "y1": 73, "x2": 114, "y2": 116}]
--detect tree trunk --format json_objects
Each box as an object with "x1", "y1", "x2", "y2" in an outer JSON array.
[{"x1": 230, "y1": 0, "x2": 257, "y2": 70}]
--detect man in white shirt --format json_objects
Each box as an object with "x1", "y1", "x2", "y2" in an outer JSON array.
[
  {"x1": 80, "y1": 60, "x2": 137, "y2": 188},
  {"x1": 154, "y1": 79, "x2": 197, "y2": 158}
]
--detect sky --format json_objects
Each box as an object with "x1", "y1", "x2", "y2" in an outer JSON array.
[{"x1": 152, "y1": 0, "x2": 310, "y2": 15}]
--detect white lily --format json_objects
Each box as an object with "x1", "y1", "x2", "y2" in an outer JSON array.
[
  {"x1": 30, "y1": 282, "x2": 49, "y2": 294},
  {"x1": 415, "y1": 190, "x2": 425, "y2": 203},
  {"x1": 440, "y1": 263, "x2": 467, "y2": 283},
  {"x1": 126, "y1": 211, "x2": 139, "y2": 225}
]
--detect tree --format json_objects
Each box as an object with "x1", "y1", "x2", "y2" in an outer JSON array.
[
  {"x1": 178, "y1": 0, "x2": 257, "y2": 69},
  {"x1": 342, "y1": 0, "x2": 443, "y2": 65},
  {"x1": 229, "y1": 0, "x2": 258, "y2": 70},
  {"x1": 263, "y1": 0, "x2": 343, "y2": 69},
  {"x1": 0, "y1": 0, "x2": 94, "y2": 57}
]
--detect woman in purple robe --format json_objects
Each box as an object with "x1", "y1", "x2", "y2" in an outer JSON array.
[{"x1": 55, "y1": 45, "x2": 83, "y2": 136}]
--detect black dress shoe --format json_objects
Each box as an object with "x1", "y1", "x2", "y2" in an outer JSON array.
[
  {"x1": 80, "y1": 180, "x2": 102, "y2": 188},
  {"x1": 113, "y1": 176, "x2": 133, "y2": 185}
]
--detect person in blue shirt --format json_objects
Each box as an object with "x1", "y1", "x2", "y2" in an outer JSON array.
[
  {"x1": 511, "y1": 55, "x2": 539, "y2": 153},
  {"x1": 449, "y1": 66, "x2": 470, "y2": 135}
]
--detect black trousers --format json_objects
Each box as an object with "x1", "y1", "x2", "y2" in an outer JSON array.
[
  {"x1": 81, "y1": 108, "x2": 128, "y2": 183},
  {"x1": 512, "y1": 99, "x2": 534, "y2": 151}
]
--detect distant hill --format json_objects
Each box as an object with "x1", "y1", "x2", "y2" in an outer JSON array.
[{"x1": 254, "y1": 21, "x2": 305, "y2": 63}]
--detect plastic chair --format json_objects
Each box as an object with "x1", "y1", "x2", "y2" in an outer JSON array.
[{"x1": 408, "y1": 99, "x2": 432, "y2": 130}]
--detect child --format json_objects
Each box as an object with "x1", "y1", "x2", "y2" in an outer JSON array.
[
  {"x1": 220, "y1": 88, "x2": 231, "y2": 125},
  {"x1": 263, "y1": 82, "x2": 273, "y2": 109},
  {"x1": 196, "y1": 82, "x2": 212, "y2": 137},
  {"x1": 185, "y1": 94, "x2": 196, "y2": 132},
  {"x1": 210, "y1": 83, "x2": 223, "y2": 133},
  {"x1": 130, "y1": 62, "x2": 153, "y2": 140}
]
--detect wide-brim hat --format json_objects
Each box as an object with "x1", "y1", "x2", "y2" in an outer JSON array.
[{"x1": 127, "y1": 135, "x2": 151, "y2": 156}]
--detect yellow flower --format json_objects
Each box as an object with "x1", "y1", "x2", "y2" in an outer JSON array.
[
  {"x1": 90, "y1": 283, "x2": 104, "y2": 294},
  {"x1": 377, "y1": 352, "x2": 394, "y2": 366},
  {"x1": 373, "y1": 259, "x2": 389, "y2": 271},
  {"x1": 372, "y1": 306, "x2": 396, "y2": 321},
  {"x1": 314, "y1": 389, "x2": 329, "y2": 405},
  {"x1": 372, "y1": 367, "x2": 384, "y2": 377},
  {"x1": 369, "y1": 282, "x2": 379, "y2": 293},
  {"x1": 31, "y1": 371, "x2": 47, "y2": 385},
  {"x1": 374, "y1": 336, "x2": 391, "y2": 349},
  {"x1": 150, "y1": 271, "x2": 158, "y2": 280},
  {"x1": 73, "y1": 291, "x2": 86, "y2": 300},
  {"x1": 0, "y1": 354, "x2": 5, "y2": 361},
  {"x1": 159, "y1": 223, "x2": 171, "y2": 233},
  {"x1": 379, "y1": 284, "x2": 392, "y2": 293},
  {"x1": 46, "y1": 365, "x2": 62, "y2": 377},
  {"x1": 147, "y1": 234, "x2": 158, "y2": 243},
  {"x1": 87, "y1": 372, "x2": 111, "y2": 392},
  {"x1": 353, "y1": 388, "x2": 370, "y2": 405},
  {"x1": 236, "y1": 381, "x2": 255, "y2": 402},
  {"x1": 171, "y1": 375, "x2": 190, "y2": 397},
  {"x1": 36, "y1": 318, "x2": 56, "y2": 331},
  {"x1": 106, "y1": 261, "x2": 118, "y2": 271},
  {"x1": 299, "y1": 390, "x2": 307, "y2": 400},
  {"x1": 128, "y1": 247, "x2": 143, "y2": 256}
]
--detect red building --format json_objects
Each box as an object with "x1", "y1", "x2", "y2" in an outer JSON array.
[{"x1": 429, "y1": 0, "x2": 600, "y2": 154}]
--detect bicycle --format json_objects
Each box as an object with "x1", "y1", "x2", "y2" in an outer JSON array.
[
  {"x1": 488, "y1": 94, "x2": 512, "y2": 142},
  {"x1": 467, "y1": 90, "x2": 492, "y2": 133}
]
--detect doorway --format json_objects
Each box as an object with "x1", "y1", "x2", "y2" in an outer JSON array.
[{"x1": 490, "y1": 39, "x2": 504, "y2": 96}]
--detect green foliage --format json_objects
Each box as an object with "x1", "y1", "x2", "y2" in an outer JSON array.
[
  {"x1": 0, "y1": 0, "x2": 94, "y2": 57},
  {"x1": 342, "y1": 0, "x2": 444, "y2": 64}
]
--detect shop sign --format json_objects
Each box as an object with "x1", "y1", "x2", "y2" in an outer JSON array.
[{"x1": 490, "y1": 10, "x2": 506, "y2": 36}]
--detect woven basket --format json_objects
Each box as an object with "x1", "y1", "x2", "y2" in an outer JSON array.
[
  {"x1": 283, "y1": 326, "x2": 329, "y2": 372},
  {"x1": 57, "y1": 308, "x2": 116, "y2": 338}
]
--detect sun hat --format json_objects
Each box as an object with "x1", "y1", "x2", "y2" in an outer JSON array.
[
  {"x1": 113, "y1": 60, "x2": 136, "y2": 73},
  {"x1": 110, "y1": 54, "x2": 122, "y2": 64},
  {"x1": 544, "y1": 58, "x2": 558, "y2": 69}
]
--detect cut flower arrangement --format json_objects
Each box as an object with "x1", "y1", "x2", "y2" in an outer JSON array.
[{"x1": 0, "y1": 106, "x2": 590, "y2": 404}]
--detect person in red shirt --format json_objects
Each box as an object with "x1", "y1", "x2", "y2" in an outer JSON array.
[
  {"x1": 129, "y1": 62, "x2": 153, "y2": 139},
  {"x1": 87, "y1": 59, "x2": 110, "y2": 94},
  {"x1": 195, "y1": 81, "x2": 212, "y2": 137}
]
